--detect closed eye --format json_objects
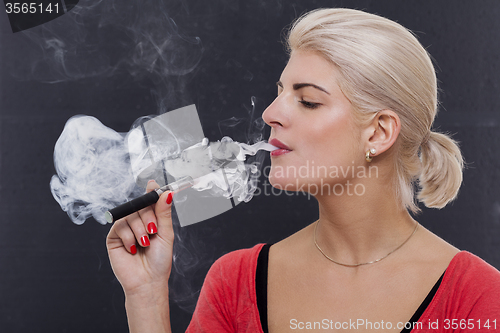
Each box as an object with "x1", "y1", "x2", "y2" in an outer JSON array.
[{"x1": 300, "y1": 100, "x2": 321, "y2": 109}]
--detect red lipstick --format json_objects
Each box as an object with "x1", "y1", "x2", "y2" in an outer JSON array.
[{"x1": 269, "y1": 138, "x2": 292, "y2": 157}]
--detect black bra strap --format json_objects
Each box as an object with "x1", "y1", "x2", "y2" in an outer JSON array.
[
  {"x1": 256, "y1": 244, "x2": 271, "y2": 333},
  {"x1": 400, "y1": 271, "x2": 445, "y2": 332}
]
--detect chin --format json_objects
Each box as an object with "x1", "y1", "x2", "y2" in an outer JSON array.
[
  {"x1": 268, "y1": 173, "x2": 311, "y2": 193},
  {"x1": 268, "y1": 172, "x2": 293, "y2": 190}
]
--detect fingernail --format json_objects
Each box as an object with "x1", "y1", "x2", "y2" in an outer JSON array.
[
  {"x1": 141, "y1": 236, "x2": 150, "y2": 247},
  {"x1": 166, "y1": 192, "x2": 173, "y2": 205},
  {"x1": 130, "y1": 245, "x2": 137, "y2": 255},
  {"x1": 147, "y1": 222, "x2": 157, "y2": 234}
]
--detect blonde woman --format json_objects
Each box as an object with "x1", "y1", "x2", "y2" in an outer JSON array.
[{"x1": 107, "y1": 8, "x2": 500, "y2": 332}]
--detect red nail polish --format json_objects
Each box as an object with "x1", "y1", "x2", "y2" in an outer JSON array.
[
  {"x1": 148, "y1": 222, "x2": 157, "y2": 234},
  {"x1": 130, "y1": 245, "x2": 137, "y2": 255},
  {"x1": 141, "y1": 236, "x2": 150, "y2": 247},
  {"x1": 166, "y1": 192, "x2": 173, "y2": 205}
]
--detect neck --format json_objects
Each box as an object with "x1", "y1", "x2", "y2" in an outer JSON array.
[{"x1": 313, "y1": 177, "x2": 417, "y2": 267}]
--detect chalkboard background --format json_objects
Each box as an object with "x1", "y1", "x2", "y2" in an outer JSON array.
[{"x1": 1, "y1": 1, "x2": 499, "y2": 332}]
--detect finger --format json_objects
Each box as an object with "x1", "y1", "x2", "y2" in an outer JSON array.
[
  {"x1": 141, "y1": 180, "x2": 160, "y2": 234},
  {"x1": 138, "y1": 205, "x2": 158, "y2": 235},
  {"x1": 146, "y1": 179, "x2": 160, "y2": 192},
  {"x1": 108, "y1": 218, "x2": 138, "y2": 254},
  {"x1": 154, "y1": 190, "x2": 174, "y2": 244},
  {"x1": 125, "y1": 212, "x2": 151, "y2": 248}
]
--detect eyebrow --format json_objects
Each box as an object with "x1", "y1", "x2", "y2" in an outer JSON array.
[{"x1": 276, "y1": 81, "x2": 330, "y2": 95}]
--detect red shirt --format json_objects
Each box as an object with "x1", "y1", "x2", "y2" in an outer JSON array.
[{"x1": 186, "y1": 244, "x2": 500, "y2": 332}]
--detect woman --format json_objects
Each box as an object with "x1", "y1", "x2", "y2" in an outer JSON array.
[{"x1": 107, "y1": 8, "x2": 500, "y2": 332}]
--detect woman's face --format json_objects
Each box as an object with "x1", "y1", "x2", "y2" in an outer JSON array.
[{"x1": 262, "y1": 50, "x2": 364, "y2": 193}]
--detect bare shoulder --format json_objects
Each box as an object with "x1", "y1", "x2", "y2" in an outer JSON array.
[
  {"x1": 410, "y1": 224, "x2": 460, "y2": 267},
  {"x1": 269, "y1": 222, "x2": 317, "y2": 262}
]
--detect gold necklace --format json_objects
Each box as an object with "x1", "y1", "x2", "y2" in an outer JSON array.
[{"x1": 313, "y1": 220, "x2": 419, "y2": 267}]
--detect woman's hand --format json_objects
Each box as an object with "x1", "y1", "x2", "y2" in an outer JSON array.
[
  {"x1": 107, "y1": 180, "x2": 174, "y2": 297},
  {"x1": 107, "y1": 180, "x2": 175, "y2": 332}
]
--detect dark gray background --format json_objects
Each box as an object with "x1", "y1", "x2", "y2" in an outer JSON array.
[{"x1": 1, "y1": 1, "x2": 499, "y2": 332}]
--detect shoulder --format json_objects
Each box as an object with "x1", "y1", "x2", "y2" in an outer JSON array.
[
  {"x1": 429, "y1": 251, "x2": 500, "y2": 316},
  {"x1": 203, "y1": 243, "x2": 266, "y2": 298},
  {"x1": 209, "y1": 243, "x2": 266, "y2": 278},
  {"x1": 189, "y1": 244, "x2": 266, "y2": 331},
  {"x1": 445, "y1": 251, "x2": 500, "y2": 289}
]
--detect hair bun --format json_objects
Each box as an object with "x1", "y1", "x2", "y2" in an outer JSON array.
[{"x1": 417, "y1": 131, "x2": 464, "y2": 208}]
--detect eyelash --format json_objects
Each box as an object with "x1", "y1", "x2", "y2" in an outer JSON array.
[
  {"x1": 276, "y1": 86, "x2": 321, "y2": 109},
  {"x1": 299, "y1": 100, "x2": 321, "y2": 109}
]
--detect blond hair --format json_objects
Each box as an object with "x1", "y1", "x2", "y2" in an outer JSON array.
[{"x1": 287, "y1": 8, "x2": 464, "y2": 213}]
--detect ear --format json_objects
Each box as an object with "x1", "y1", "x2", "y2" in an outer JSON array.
[{"x1": 364, "y1": 110, "x2": 401, "y2": 156}]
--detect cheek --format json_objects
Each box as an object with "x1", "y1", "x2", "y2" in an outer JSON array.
[
  {"x1": 266, "y1": 109, "x2": 362, "y2": 188},
  {"x1": 305, "y1": 116, "x2": 359, "y2": 162}
]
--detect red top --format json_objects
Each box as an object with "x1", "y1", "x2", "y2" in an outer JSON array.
[{"x1": 186, "y1": 244, "x2": 500, "y2": 332}]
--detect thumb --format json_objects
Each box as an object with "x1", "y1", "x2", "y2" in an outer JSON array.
[{"x1": 154, "y1": 190, "x2": 175, "y2": 242}]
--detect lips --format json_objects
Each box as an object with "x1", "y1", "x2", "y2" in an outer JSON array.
[{"x1": 269, "y1": 138, "x2": 292, "y2": 157}]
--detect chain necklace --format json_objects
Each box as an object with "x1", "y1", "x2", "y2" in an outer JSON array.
[{"x1": 313, "y1": 220, "x2": 419, "y2": 267}]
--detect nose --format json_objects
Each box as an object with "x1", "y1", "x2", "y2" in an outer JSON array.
[{"x1": 262, "y1": 94, "x2": 288, "y2": 129}]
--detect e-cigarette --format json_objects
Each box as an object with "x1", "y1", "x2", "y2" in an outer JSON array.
[{"x1": 104, "y1": 176, "x2": 194, "y2": 223}]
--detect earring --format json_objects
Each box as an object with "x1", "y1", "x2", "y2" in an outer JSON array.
[{"x1": 365, "y1": 148, "x2": 376, "y2": 162}]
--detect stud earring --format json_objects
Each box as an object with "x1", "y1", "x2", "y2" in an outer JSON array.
[{"x1": 366, "y1": 148, "x2": 376, "y2": 162}]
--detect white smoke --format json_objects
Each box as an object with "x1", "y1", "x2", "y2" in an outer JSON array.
[
  {"x1": 50, "y1": 116, "x2": 143, "y2": 225},
  {"x1": 50, "y1": 115, "x2": 276, "y2": 225}
]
